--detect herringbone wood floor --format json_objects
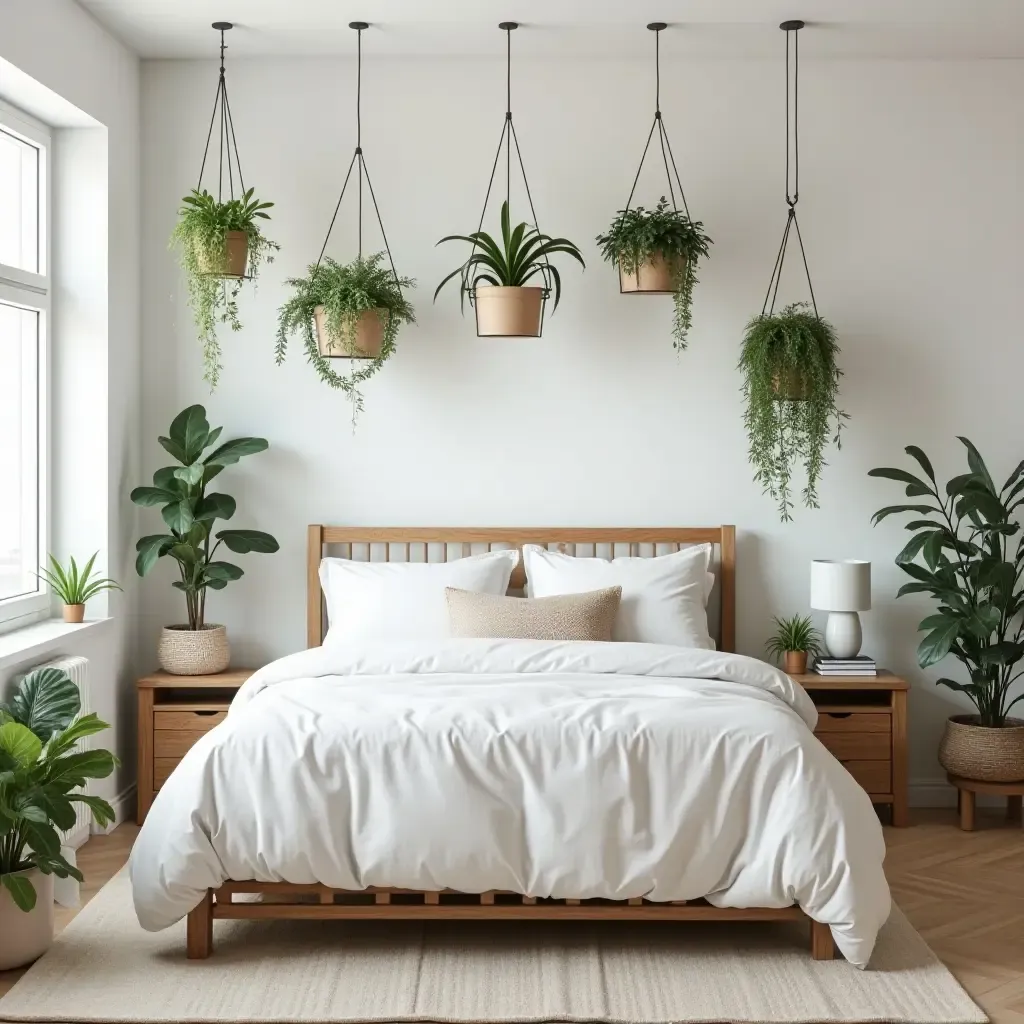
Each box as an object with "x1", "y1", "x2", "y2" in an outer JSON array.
[{"x1": 1, "y1": 811, "x2": 1021, "y2": 1020}]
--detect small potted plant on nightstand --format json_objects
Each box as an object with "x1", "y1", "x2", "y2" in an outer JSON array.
[
  {"x1": 765, "y1": 614, "x2": 823, "y2": 675},
  {"x1": 36, "y1": 552, "x2": 121, "y2": 623}
]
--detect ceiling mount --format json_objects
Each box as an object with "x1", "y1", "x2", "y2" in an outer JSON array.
[
  {"x1": 498, "y1": 21, "x2": 519, "y2": 31},
  {"x1": 349, "y1": 21, "x2": 368, "y2": 31},
  {"x1": 780, "y1": 19, "x2": 805, "y2": 31},
  {"x1": 647, "y1": 22, "x2": 668, "y2": 32},
  {"x1": 211, "y1": 21, "x2": 233, "y2": 31}
]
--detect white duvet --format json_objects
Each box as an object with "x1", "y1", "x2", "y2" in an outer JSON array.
[{"x1": 130, "y1": 639, "x2": 891, "y2": 967}]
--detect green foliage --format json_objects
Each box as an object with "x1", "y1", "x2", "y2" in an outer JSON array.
[
  {"x1": 764, "y1": 614, "x2": 823, "y2": 661},
  {"x1": 36, "y1": 553, "x2": 120, "y2": 607},
  {"x1": 0, "y1": 667, "x2": 117, "y2": 911},
  {"x1": 434, "y1": 200, "x2": 584, "y2": 314},
  {"x1": 276, "y1": 254, "x2": 415, "y2": 415},
  {"x1": 170, "y1": 187, "x2": 280, "y2": 390},
  {"x1": 595, "y1": 197, "x2": 713, "y2": 351},
  {"x1": 739, "y1": 303, "x2": 848, "y2": 522},
  {"x1": 130, "y1": 405, "x2": 279, "y2": 630},
  {"x1": 869, "y1": 440, "x2": 1024, "y2": 727}
]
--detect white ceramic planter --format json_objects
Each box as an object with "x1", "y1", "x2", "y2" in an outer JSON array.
[{"x1": 0, "y1": 868, "x2": 54, "y2": 970}]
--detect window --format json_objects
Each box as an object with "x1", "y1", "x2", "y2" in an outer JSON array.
[{"x1": 0, "y1": 102, "x2": 48, "y2": 627}]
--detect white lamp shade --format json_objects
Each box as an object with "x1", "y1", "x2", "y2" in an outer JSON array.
[{"x1": 810, "y1": 560, "x2": 871, "y2": 612}]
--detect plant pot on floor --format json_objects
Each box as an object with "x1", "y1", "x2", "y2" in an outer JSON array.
[
  {"x1": 473, "y1": 286, "x2": 544, "y2": 337},
  {"x1": 783, "y1": 650, "x2": 809, "y2": 675},
  {"x1": 314, "y1": 305, "x2": 388, "y2": 359},
  {"x1": 939, "y1": 715, "x2": 1024, "y2": 783},
  {"x1": 198, "y1": 230, "x2": 249, "y2": 279},
  {"x1": 62, "y1": 603, "x2": 85, "y2": 624},
  {"x1": 618, "y1": 251, "x2": 681, "y2": 294},
  {"x1": 158, "y1": 624, "x2": 230, "y2": 676},
  {"x1": 0, "y1": 869, "x2": 53, "y2": 970}
]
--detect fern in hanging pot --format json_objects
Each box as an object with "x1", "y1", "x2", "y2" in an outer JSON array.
[
  {"x1": 739, "y1": 303, "x2": 848, "y2": 522},
  {"x1": 276, "y1": 254, "x2": 415, "y2": 415},
  {"x1": 170, "y1": 187, "x2": 279, "y2": 390},
  {"x1": 434, "y1": 201, "x2": 585, "y2": 338},
  {"x1": 596, "y1": 197, "x2": 712, "y2": 351}
]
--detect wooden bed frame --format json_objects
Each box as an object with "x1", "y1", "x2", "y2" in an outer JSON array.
[{"x1": 185, "y1": 525, "x2": 835, "y2": 962}]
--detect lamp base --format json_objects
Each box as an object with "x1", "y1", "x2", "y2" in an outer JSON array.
[{"x1": 824, "y1": 612, "x2": 863, "y2": 659}]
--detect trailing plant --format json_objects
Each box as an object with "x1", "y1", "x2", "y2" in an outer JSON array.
[
  {"x1": 764, "y1": 614, "x2": 823, "y2": 662},
  {"x1": 130, "y1": 405, "x2": 279, "y2": 631},
  {"x1": 434, "y1": 200, "x2": 584, "y2": 313},
  {"x1": 739, "y1": 303, "x2": 848, "y2": 522},
  {"x1": 36, "y1": 553, "x2": 120, "y2": 606},
  {"x1": 595, "y1": 197, "x2": 712, "y2": 351},
  {"x1": 276, "y1": 253, "x2": 415, "y2": 415},
  {"x1": 869, "y1": 439, "x2": 1024, "y2": 727},
  {"x1": 170, "y1": 187, "x2": 279, "y2": 390},
  {"x1": 0, "y1": 666, "x2": 116, "y2": 911}
]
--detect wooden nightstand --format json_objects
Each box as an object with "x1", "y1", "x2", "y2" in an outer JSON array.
[
  {"x1": 136, "y1": 669, "x2": 255, "y2": 824},
  {"x1": 791, "y1": 672, "x2": 909, "y2": 827}
]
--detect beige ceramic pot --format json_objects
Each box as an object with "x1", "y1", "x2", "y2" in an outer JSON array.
[
  {"x1": 619, "y1": 251, "x2": 681, "y2": 294},
  {"x1": 62, "y1": 603, "x2": 85, "y2": 624},
  {"x1": 473, "y1": 286, "x2": 544, "y2": 337},
  {"x1": 938, "y1": 715, "x2": 1024, "y2": 783},
  {"x1": 772, "y1": 367, "x2": 809, "y2": 401},
  {"x1": 783, "y1": 650, "x2": 809, "y2": 675},
  {"x1": 198, "y1": 230, "x2": 248, "y2": 279},
  {"x1": 314, "y1": 306, "x2": 388, "y2": 359},
  {"x1": 0, "y1": 868, "x2": 53, "y2": 970},
  {"x1": 158, "y1": 624, "x2": 230, "y2": 676}
]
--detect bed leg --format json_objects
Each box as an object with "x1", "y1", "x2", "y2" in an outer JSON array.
[
  {"x1": 810, "y1": 919, "x2": 835, "y2": 961},
  {"x1": 187, "y1": 890, "x2": 214, "y2": 959}
]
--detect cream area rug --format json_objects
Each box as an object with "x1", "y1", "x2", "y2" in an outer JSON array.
[{"x1": 0, "y1": 870, "x2": 985, "y2": 1024}]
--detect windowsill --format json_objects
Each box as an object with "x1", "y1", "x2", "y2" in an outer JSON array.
[{"x1": 0, "y1": 616, "x2": 112, "y2": 672}]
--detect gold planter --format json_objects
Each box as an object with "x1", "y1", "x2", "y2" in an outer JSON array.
[
  {"x1": 62, "y1": 603, "x2": 85, "y2": 623},
  {"x1": 198, "y1": 230, "x2": 248, "y2": 279},
  {"x1": 473, "y1": 286, "x2": 544, "y2": 337},
  {"x1": 314, "y1": 306, "x2": 388, "y2": 359},
  {"x1": 158, "y1": 625, "x2": 230, "y2": 676},
  {"x1": 783, "y1": 650, "x2": 809, "y2": 675},
  {"x1": 939, "y1": 714, "x2": 1024, "y2": 782},
  {"x1": 619, "y1": 251, "x2": 681, "y2": 294}
]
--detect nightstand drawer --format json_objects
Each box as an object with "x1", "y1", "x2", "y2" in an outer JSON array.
[
  {"x1": 154, "y1": 756, "x2": 181, "y2": 788},
  {"x1": 817, "y1": 731, "x2": 890, "y2": 761},
  {"x1": 154, "y1": 708, "x2": 228, "y2": 730},
  {"x1": 841, "y1": 759, "x2": 891, "y2": 793},
  {"x1": 815, "y1": 711, "x2": 890, "y2": 733},
  {"x1": 154, "y1": 729, "x2": 215, "y2": 759}
]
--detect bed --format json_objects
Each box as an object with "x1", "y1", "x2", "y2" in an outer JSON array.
[{"x1": 129, "y1": 525, "x2": 891, "y2": 967}]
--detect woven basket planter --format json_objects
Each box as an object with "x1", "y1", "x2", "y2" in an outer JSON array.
[
  {"x1": 938, "y1": 714, "x2": 1024, "y2": 782},
  {"x1": 158, "y1": 625, "x2": 230, "y2": 676}
]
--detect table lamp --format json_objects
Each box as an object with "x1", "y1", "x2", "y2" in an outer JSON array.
[{"x1": 810, "y1": 560, "x2": 871, "y2": 658}]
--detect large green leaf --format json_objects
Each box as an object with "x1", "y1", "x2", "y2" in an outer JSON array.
[
  {"x1": 202, "y1": 561, "x2": 244, "y2": 581},
  {"x1": 904, "y1": 445, "x2": 935, "y2": 482},
  {"x1": 216, "y1": 529, "x2": 279, "y2": 554},
  {"x1": 129, "y1": 486, "x2": 179, "y2": 507},
  {"x1": 135, "y1": 534, "x2": 174, "y2": 576},
  {"x1": 173, "y1": 463, "x2": 204, "y2": 488},
  {"x1": 979, "y1": 641, "x2": 1024, "y2": 666},
  {"x1": 46, "y1": 749, "x2": 116, "y2": 787},
  {"x1": 168, "y1": 405, "x2": 211, "y2": 464},
  {"x1": 36, "y1": 788, "x2": 77, "y2": 831},
  {"x1": 867, "y1": 467, "x2": 930, "y2": 490},
  {"x1": 157, "y1": 435, "x2": 188, "y2": 465},
  {"x1": 0, "y1": 722, "x2": 42, "y2": 767},
  {"x1": 870, "y1": 504, "x2": 937, "y2": 525},
  {"x1": 46, "y1": 713, "x2": 111, "y2": 759},
  {"x1": 895, "y1": 532, "x2": 932, "y2": 566},
  {"x1": 1, "y1": 872, "x2": 36, "y2": 911},
  {"x1": 194, "y1": 493, "x2": 236, "y2": 523},
  {"x1": 958, "y1": 437, "x2": 996, "y2": 494},
  {"x1": 3, "y1": 668, "x2": 80, "y2": 742},
  {"x1": 917, "y1": 620, "x2": 961, "y2": 668},
  {"x1": 203, "y1": 437, "x2": 268, "y2": 468},
  {"x1": 68, "y1": 793, "x2": 116, "y2": 829},
  {"x1": 162, "y1": 500, "x2": 195, "y2": 536}
]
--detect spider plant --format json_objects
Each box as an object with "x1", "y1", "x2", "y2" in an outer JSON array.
[
  {"x1": 765, "y1": 614, "x2": 823, "y2": 661},
  {"x1": 36, "y1": 553, "x2": 120, "y2": 619}
]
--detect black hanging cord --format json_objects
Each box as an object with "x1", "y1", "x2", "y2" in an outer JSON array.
[
  {"x1": 624, "y1": 23, "x2": 691, "y2": 221},
  {"x1": 761, "y1": 20, "x2": 818, "y2": 319},
  {"x1": 197, "y1": 23, "x2": 246, "y2": 201}
]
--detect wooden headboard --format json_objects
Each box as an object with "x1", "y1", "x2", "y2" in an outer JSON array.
[{"x1": 307, "y1": 526, "x2": 736, "y2": 652}]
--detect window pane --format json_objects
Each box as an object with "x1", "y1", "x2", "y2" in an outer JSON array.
[
  {"x1": 0, "y1": 128, "x2": 39, "y2": 273},
  {"x1": 0, "y1": 302, "x2": 39, "y2": 602}
]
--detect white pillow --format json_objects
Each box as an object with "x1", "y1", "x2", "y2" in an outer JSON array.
[
  {"x1": 320, "y1": 549, "x2": 520, "y2": 644},
  {"x1": 522, "y1": 544, "x2": 714, "y2": 649}
]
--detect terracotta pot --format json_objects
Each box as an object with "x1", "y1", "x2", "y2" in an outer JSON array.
[
  {"x1": 772, "y1": 367, "x2": 809, "y2": 401},
  {"x1": 158, "y1": 624, "x2": 230, "y2": 676},
  {"x1": 473, "y1": 286, "x2": 544, "y2": 337},
  {"x1": 619, "y1": 251, "x2": 682, "y2": 294},
  {"x1": 0, "y1": 868, "x2": 53, "y2": 970},
  {"x1": 939, "y1": 715, "x2": 1024, "y2": 782},
  {"x1": 198, "y1": 230, "x2": 248, "y2": 279},
  {"x1": 314, "y1": 306, "x2": 388, "y2": 359},
  {"x1": 62, "y1": 603, "x2": 85, "y2": 624},
  {"x1": 783, "y1": 650, "x2": 809, "y2": 675}
]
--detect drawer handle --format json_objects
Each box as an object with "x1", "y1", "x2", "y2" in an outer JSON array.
[
  {"x1": 193, "y1": 710, "x2": 220, "y2": 717},
  {"x1": 824, "y1": 712, "x2": 852, "y2": 719}
]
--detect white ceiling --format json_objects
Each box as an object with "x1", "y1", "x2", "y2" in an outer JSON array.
[{"x1": 77, "y1": 0, "x2": 1024, "y2": 59}]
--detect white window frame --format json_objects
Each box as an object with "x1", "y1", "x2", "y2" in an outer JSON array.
[{"x1": 0, "y1": 99, "x2": 50, "y2": 630}]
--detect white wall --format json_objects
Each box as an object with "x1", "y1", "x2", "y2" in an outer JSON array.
[
  {"x1": 0, "y1": 0, "x2": 140, "y2": 816},
  {"x1": 141, "y1": 54, "x2": 1023, "y2": 802}
]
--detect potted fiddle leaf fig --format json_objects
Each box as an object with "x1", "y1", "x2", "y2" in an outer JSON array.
[
  {"x1": 131, "y1": 405, "x2": 279, "y2": 675},
  {"x1": 870, "y1": 439, "x2": 1024, "y2": 783},
  {"x1": 739, "y1": 302, "x2": 849, "y2": 522},
  {"x1": 170, "y1": 187, "x2": 279, "y2": 390},
  {"x1": 595, "y1": 196, "x2": 712, "y2": 351},
  {"x1": 0, "y1": 666, "x2": 116, "y2": 970},
  {"x1": 275, "y1": 253, "x2": 415, "y2": 415},
  {"x1": 435, "y1": 200, "x2": 585, "y2": 337}
]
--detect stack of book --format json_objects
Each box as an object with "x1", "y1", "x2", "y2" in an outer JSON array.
[{"x1": 813, "y1": 656, "x2": 877, "y2": 676}]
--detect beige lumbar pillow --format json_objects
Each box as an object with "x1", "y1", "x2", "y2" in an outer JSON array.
[{"x1": 445, "y1": 586, "x2": 622, "y2": 642}]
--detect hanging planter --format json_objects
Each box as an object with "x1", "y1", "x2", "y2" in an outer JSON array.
[
  {"x1": 170, "y1": 23, "x2": 278, "y2": 390},
  {"x1": 595, "y1": 24, "x2": 712, "y2": 352},
  {"x1": 275, "y1": 23, "x2": 414, "y2": 418},
  {"x1": 433, "y1": 23, "x2": 584, "y2": 338},
  {"x1": 740, "y1": 21, "x2": 848, "y2": 523}
]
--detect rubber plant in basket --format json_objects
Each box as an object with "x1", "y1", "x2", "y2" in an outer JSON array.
[
  {"x1": 765, "y1": 614, "x2": 823, "y2": 676},
  {"x1": 131, "y1": 405, "x2": 279, "y2": 676},
  {"x1": 870, "y1": 439, "x2": 1024, "y2": 783},
  {"x1": 595, "y1": 196, "x2": 712, "y2": 351},
  {"x1": 170, "y1": 187, "x2": 279, "y2": 390},
  {"x1": 275, "y1": 253, "x2": 415, "y2": 417},
  {"x1": 739, "y1": 303, "x2": 849, "y2": 522},
  {"x1": 0, "y1": 665, "x2": 116, "y2": 969},
  {"x1": 435, "y1": 200, "x2": 585, "y2": 337}
]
